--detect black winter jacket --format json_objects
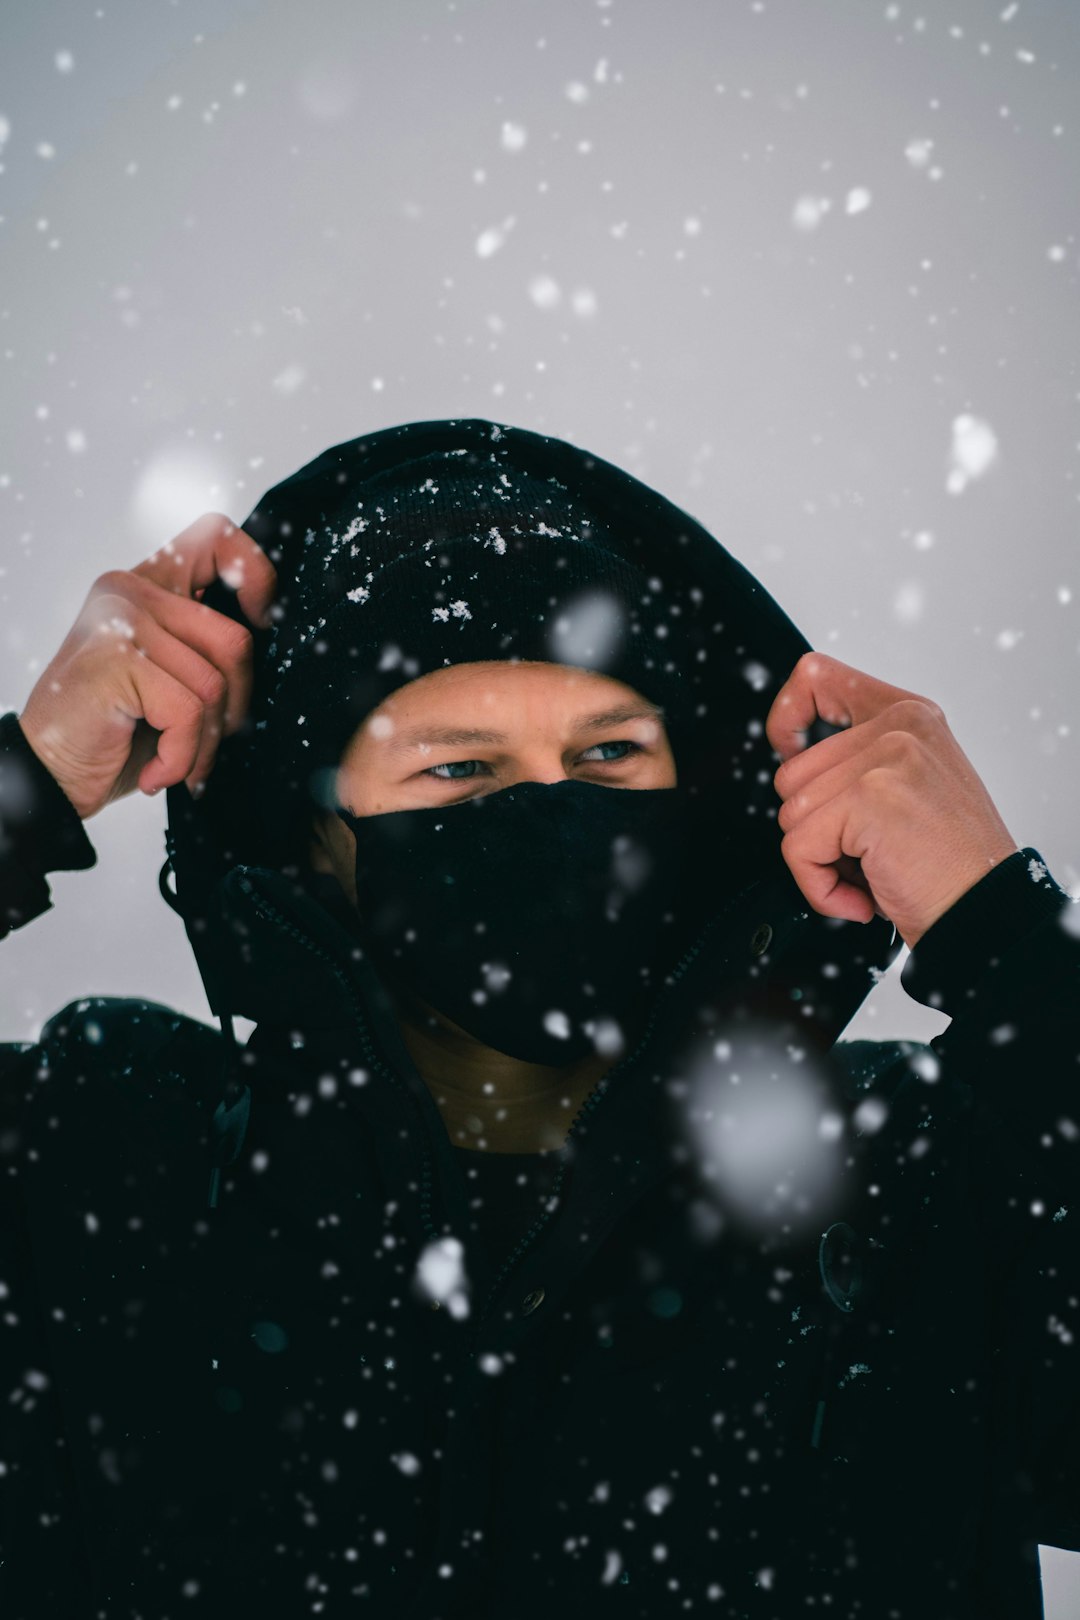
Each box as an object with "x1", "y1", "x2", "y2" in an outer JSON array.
[{"x1": 2, "y1": 421, "x2": 1079, "y2": 1620}]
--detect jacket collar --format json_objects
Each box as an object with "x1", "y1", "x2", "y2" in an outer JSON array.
[
  {"x1": 213, "y1": 852, "x2": 899, "y2": 1056},
  {"x1": 213, "y1": 854, "x2": 900, "y2": 1169}
]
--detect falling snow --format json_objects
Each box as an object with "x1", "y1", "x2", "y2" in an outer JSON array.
[
  {"x1": 528, "y1": 274, "x2": 562, "y2": 310},
  {"x1": 946, "y1": 414, "x2": 999, "y2": 495},
  {"x1": 791, "y1": 194, "x2": 831, "y2": 232},
  {"x1": 3, "y1": 9, "x2": 1078, "y2": 1615}
]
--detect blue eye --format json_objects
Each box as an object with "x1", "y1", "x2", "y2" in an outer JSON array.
[
  {"x1": 425, "y1": 759, "x2": 487, "y2": 780},
  {"x1": 423, "y1": 741, "x2": 642, "y2": 784},
  {"x1": 579, "y1": 740, "x2": 641, "y2": 763}
]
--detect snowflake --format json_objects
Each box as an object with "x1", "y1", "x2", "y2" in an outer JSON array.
[{"x1": 341, "y1": 513, "x2": 369, "y2": 543}]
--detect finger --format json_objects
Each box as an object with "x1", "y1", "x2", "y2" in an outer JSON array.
[
  {"x1": 119, "y1": 657, "x2": 206, "y2": 796},
  {"x1": 766, "y1": 652, "x2": 911, "y2": 765},
  {"x1": 835, "y1": 853, "x2": 878, "y2": 907},
  {"x1": 120, "y1": 575, "x2": 254, "y2": 735},
  {"x1": 777, "y1": 719, "x2": 906, "y2": 816},
  {"x1": 774, "y1": 700, "x2": 946, "y2": 801},
  {"x1": 779, "y1": 796, "x2": 877, "y2": 925},
  {"x1": 124, "y1": 608, "x2": 230, "y2": 790},
  {"x1": 765, "y1": 654, "x2": 855, "y2": 765},
  {"x1": 133, "y1": 512, "x2": 277, "y2": 630},
  {"x1": 773, "y1": 720, "x2": 873, "y2": 804}
]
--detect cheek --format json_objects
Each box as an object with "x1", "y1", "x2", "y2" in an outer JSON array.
[
  {"x1": 657, "y1": 744, "x2": 679, "y2": 786},
  {"x1": 337, "y1": 762, "x2": 391, "y2": 818},
  {"x1": 326, "y1": 822, "x2": 359, "y2": 898}
]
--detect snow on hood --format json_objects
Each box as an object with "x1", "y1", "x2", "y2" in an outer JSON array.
[{"x1": 163, "y1": 418, "x2": 899, "y2": 1042}]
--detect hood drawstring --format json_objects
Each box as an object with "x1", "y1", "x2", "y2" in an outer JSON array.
[
  {"x1": 206, "y1": 1010, "x2": 252, "y2": 1210},
  {"x1": 159, "y1": 836, "x2": 253, "y2": 1208},
  {"x1": 810, "y1": 1220, "x2": 864, "y2": 1451},
  {"x1": 158, "y1": 838, "x2": 184, "y2": 917},
  {"x1": 160, "y1": 835, "x2": 255, "y2": 1205}
]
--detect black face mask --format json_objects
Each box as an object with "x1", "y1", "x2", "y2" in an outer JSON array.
[{"x1": 336, "y1": 780, "x2": 694, "y2": 1066}]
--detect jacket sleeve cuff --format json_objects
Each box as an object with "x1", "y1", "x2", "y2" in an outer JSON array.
[
  {"x1": 899, "y1": 846, "x2": 1074, "y2": 1017},
  {"x1": 0, "y1": 711, "x2": 97, "y2": 935}
]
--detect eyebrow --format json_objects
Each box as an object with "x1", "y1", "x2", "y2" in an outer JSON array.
[{"x1": 385, "y1": 702, "x2": 665, "y2": 753}]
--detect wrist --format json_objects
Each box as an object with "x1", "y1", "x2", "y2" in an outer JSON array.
[
  {"x1": 0, "y1": 712, "x2": 97, "y2": 873},
  {"x1": 17, "y1": 706, "x2": 82, "y2": 813},
  {"x1": 903, "y1": 834, "x2": 1023, "y2": 951},
  {"x1": 900, "y1": 847, "x2": 1072, "y2": 1017}
]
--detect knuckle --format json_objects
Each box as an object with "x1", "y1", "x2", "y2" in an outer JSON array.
[
  {"x1": 86, "y1": 593, "x2": 139, "y2": 639},
  {"x1": 880, "y1": 735, "x2": 932, "y2": 784},
  {"x1": 218, "y1": 619, "x2": 254, "y2": 662},
  {"x1": 85, "y1": 589, "x2": 122, "y2": 622},
  {"x1": 209, "y1": 513, "x2": 240, "y2": 548},
  {"x1": 176, "y1": 687, "x2": 203, "y2": 726},
  {"x1": 200, "y1": 668, "x2": 228, "y2": 706},
  {"x1": 195, "y1": 509, "x2": 236, "y2": 535},
  {"x1": 860, "y1": 762, "x2": 902, "y2": 802},
  {"x1": 797, "y1": 649, "x2": 834, "y2": 675},
  {"x1": 94, "y1": 568, "x2": 135, "y2": 598},
  {"x1": 894, "y1": 697, "x2": 941, "y2": 732},
  {"x1": 880, "y1": 727, "x2": 923, "y2": 764}
]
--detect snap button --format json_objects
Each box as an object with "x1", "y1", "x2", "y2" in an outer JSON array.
[
  {"x1": 521, "y1": 1287, "x2": 546, "y2": 1317},
  {"x1": 749, "y1": 922, "x2": 773, "y2": 957}
]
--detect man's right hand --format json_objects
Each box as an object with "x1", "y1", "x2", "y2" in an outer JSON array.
[{"x1": 18, "y1": 512, "x2": 277, "y2": 820}]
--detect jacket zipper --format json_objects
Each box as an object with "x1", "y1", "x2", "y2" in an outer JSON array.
[
  {"x1": 240, "y1": 876, "x2": 760, "y2": 1358},
  {"x1": 238, "y1": 878, "x2": 442, "y2": 1247},
  {"x1": 465, "y1": 917, "x2": 720, "y2": 1355}
]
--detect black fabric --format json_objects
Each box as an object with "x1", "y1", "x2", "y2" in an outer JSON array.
[
  {"x1": 451, "y1": 1145, "x2": 559, "y2": 1278},
  {"x1": 259, "y1": 521, "x2": 693, "y2": 868},
  {"x1": 0, "y1": 712, "x2": 97, "y2": 937},
  {"x1": 901, "y1": 846, "x2": 1072, "y2": 1013},
  {"x1": 2, "y1": 823, "x2": 1077, "y2": 1619},
  {"x1": 3, "y1": 417, "x2": 1079, "y2": 1619},
  {"x1": 340, "y1": 779, "x2": 695, "y2": 1065},
  {"x1": 162, "y1": 419, "x2": 802, "y2": 1025},
  {"x1": 241, "y1": 454, "x2": 693, "y2": 868}
]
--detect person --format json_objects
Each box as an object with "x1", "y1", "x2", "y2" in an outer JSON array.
[{"x1": 0, "y1": 417, "x2": 1075, "y2": 1620}]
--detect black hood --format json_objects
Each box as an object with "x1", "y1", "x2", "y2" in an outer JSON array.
[{"x1": 162, "y1": 418, "x2": 900, "y2": 1054}]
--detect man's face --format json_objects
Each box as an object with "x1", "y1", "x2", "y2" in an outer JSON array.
[{"x1": 308, "y1": 659, "x2": 678, "y2": 905}]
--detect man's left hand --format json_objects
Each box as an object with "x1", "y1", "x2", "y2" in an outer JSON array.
[{"x1": 766, "y1": 651, "x2": 1020, "y2": 950}]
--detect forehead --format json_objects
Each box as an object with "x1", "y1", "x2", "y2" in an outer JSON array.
[
  {"x1": 374, "y1": 659, "x2": 648, "y2": 716},
  {"x1": 338, "y1": 660, "x2": 666, "y2": 762}
]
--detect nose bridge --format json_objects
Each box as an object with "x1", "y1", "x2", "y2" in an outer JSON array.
[
  {"x1": 505, "y1": 728, "x2": 573, "y2": 787},
  {"x1": 508, "y1": 761, "x2": 569, "y2": 786}
]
